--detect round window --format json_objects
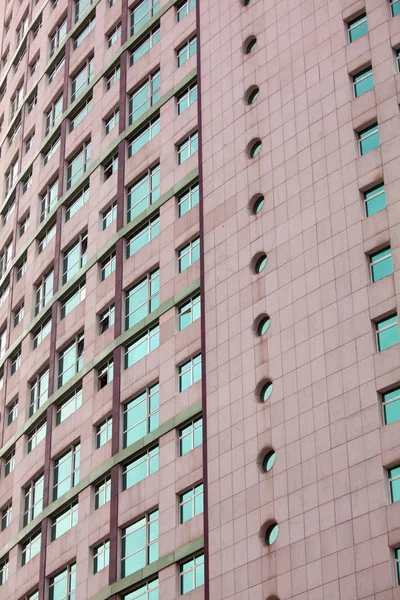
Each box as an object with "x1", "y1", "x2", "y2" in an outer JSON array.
[
  {"x1": 254, "y1": 253, "x2": 267, "y2": 273},
  {"x1": 257, "y1": 316, "x2": 270, "y2": 336},
  {"x1": 260, "y1": 381, "x2": 273, "y2": 402},
  {"x1": 243, "y1": 36, "x2": 257, "y2": 54},
  {"x1": 265, "y1": 523, "x2": 279, "y2": 546},
  {"x1": 262, "y1": 450, "x2": 276, "y2": 472}
]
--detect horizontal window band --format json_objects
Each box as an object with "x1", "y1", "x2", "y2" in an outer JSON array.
[
  {"x1": 0, "y1": 166, "x2": 198, "y2": 371},
  {"x1": 0, "y1": 276, "x2": 200, "y2": 459},
  {"x1": 0, "y1": 398, "x2": 202, "y2": 562}
]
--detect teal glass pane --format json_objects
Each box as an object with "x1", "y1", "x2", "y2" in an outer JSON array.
[
  {"x1": 148, "y1": 541, "x2": 158, "y2": 563},
  {"x1": 255, "y1": 255, "x2": 267, "y2": 273},
  {"x1": 263, "y1": 451, "x2": 276, "y2": 472},
  {"x1": 383, "y1": 388, "x2": 400, "y2": 425},
  {"x1": 377, "y1": 316, "x2": 400, "y2": 351},
  {"x1": 371, "y1": 248, "x2": 393, "y2": 281},
  {"x1": 391, "y1": 0, "x2": 400, "y2": 15},
  {"x1": 181, "y1": 499, "x2": 193, "y2": 523},
  {"x1": 257, "y1": 317, "x2": 270, "y2": 336},
  {"x1": 252, "y1": 196, "x2": 264, "y2": 214},
  {"x1": 181, "y1": 571, "x2": 193, "y2": 594},
  {"x1": 149, "y1": 450, "x2": 159, "y2": 474},
  {"x1": 250, "y1": 141, "x2": 262, "y2": 157},
  {"x1": 260, "y1": 381, "x2": 273, "y2": 402},
  {"x1": 354, "y1": 68, "x2": 374, "y2": 97},
  {"x1": 195, "y1": 559, "x2": 204, "y2": 588},
  {"x1": 194, "y1": 420, "x2": 202, "y2": 448},
  {"x1": 359, "y1": 126, "x2": 379, "y2": 155},
  {"x1": 180, "y1": 434, "x2": 192, "y2": 455},
  {"x1": 349, "y1": 15, "x2": 368, "y2": 42},
  {"x1": 194, "y1": 487, "x2": 203, "y2": 515},
  {"x1": 266, "y1": 523, "x2": 279, "y2": 545},
  {"x1": 124, "y1": 459, "x2": 148, "y2": 489},
  {"x1": 397, "y1": 558, "x2": 400, "y2": 585},
  {"x1": 390, "y1": 476, "x2": 400, "y2": 503},
  {"x1": 365, "y1": 184, "x2": 386, "y2": 216}
]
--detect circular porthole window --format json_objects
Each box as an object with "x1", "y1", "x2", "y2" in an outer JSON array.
[
  {"x1": 245, "y1": 86, "x2": 259, "y2": 105},
  {"x1": 252, "y1": 253, "x2": 267, "y2": 274},
  {"x1": 242, "y1": 0, "x2": 252, "y2": 5},
  {"x1": 248, "y1": 139, "x2": 262, "y2": 158},
  {"x1": 243, "y1": 36, "x2": 257, "y2": 54},
  {"x1": 265, "y1": 522, "x2": 279, "y2": 546},
  {"x1": 255, "y1": 314, "x2": 270, "y2": 336},
  {"x1": 259, "y1": 380, "x2": 273, "y2": 402},
  {"x1": 262, "y1": 450, "x2": 276, "y2": 472},
  {"x1": 250, "y1": 194, "x2": 264, "y2": 214}
]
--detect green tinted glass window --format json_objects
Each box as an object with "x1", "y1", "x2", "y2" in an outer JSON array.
[
  {"x1": 382, "y1": 387, "x2": 400, "y2": 425},
  {"x1": 389, "y1": 465, "x2": 400, "y2": 503},
  {"x1": 376, "y1": 315, "x2": 400, "y2": 351},
  {"x1": 370, "y1": 247, "x2": 393, "y2": 282},
  {"x1": 364, "y1": 183, "x2": 386, "y2": 217},
  {"x1": 390, "y1": 0, "x2": 400, "y2": 16},
  {"x1": 348, "y1": 14, "x2": 368, "y2": 42},
  {"x1": 180, "y1": 483, "x2": 204, "y2": 523},
  {"x1": 353, "y1": 67, "x2": 374, "y2": 97},
  {"x1": 180, "y1": 554, "x2": 204, "y2": 594},
  {"x1": 359, "y1": 123, "x2": 379, "y2": 155}
]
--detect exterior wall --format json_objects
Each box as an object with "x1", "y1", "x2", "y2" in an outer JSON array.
[
  {"x1": 199, "y1": 0, "x2": 400, "y2": 599},
  {"x1": 0, "y1": 0, "x2": 203, "y2": 599}
]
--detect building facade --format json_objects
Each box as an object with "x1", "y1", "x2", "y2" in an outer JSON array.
[{"x1": 0, "y1": 0, "x2": 400, "y2": 598}]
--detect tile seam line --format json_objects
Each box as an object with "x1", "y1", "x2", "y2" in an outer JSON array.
[
  {"x1": 0, "y1": 0, "x2": 182, "y2": 149},
  {"x1": 0, "y1": 277, "x2": 200, "y2": 458},
  {"x1": 0, "y1": 66, "x2": 197, "y2": 229},
  {"x1": 195, "y1": 1, "x2": 210, "y2": 599},
  {"x1": 0, "y1": 399, "x2": 202, "y2": 562},
  {"x1": 0, "y1": 167, "x2": 199, "y2": 370}
]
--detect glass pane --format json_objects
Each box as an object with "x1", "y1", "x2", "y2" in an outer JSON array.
[{"x1": 391, "y1": 477, "x2": 400, "y2": 503}]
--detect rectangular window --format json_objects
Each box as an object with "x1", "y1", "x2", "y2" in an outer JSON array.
[
  {"x1": 27, "y1": 420, "x2": 46, "y2": 453},
  {"x1": 376, "y1": 314, "x2": 400, "y2": 351},
  {"x1": 49, "y1": 563, "x2": 76, "y2": 600},
  {"x1": 389, "y1": 465, "x2": 400, "y2": 503},
  {"x1": 178, "y1": 237, "x2": 200, "y2": 272},
  {"x1": 177, "y1": 0, "x2": 196, "y2": 21},
  {"x1": 94, "y1": 540, "x2": 110, "y2": 573},
  {"x1": 53, "y1": 443, "x2": 80, "y2": 500},
  {"x1": 382, "y1": 387, "x2": 400, "y2": 425},
  {"x1": 127, "y1": 164, "x2": 160, "y2": 222},
  {"x1": 370, "y1": 247, "x2": 393, "y2": 282},
  {"x1": 28, "y1": 88, "x2": 38, "y2": 113},
  {"x1": 177, "y1": 36, "x2": 197, "y2": 67},
  {"x1": 19, "y1": 213, "x2": 30, "y2": 236},
  {"x1": 179, "y1": 417, "x2": 202, "y2": 456},
  {"x1": 96, "y1": 416, "x2": 112, "y2": 448},
  {"x1": 130, "y1": 26, "x2": 160, "y2": 66},
  {"x1": 128, "y1": 70, "x2": 160, "y2": 125},
  {"x1": 123, "y1": 580, "x2": 159, "y2": 600},
  {"x1": 99, "y1": 304, "x2": 115, "y2": 333},
  {"x1": 61, "y1": 283, "x2": 86, "y2": 319},
  {"x1": 178, "y1": 131, "x2": 198, "y2": 164},
  {"x1": 104, "y1": 153, "x2": 118, "y2": 180},
  {"x1": 395, "y1": 548, "x2": 400, "y2": 584},
  {"x1": 0, "y1": 329, "x2": 7, "y2": 360},
  {"x1": 24, "y1": 474, "x2": 44, "y2": 526},
  {"x1": 66, "y1": 186, "x2": 89, "y2": 220},
  {"x1": 123, "y1": 382, "x2": 159, "y2": 447},
  {"x1": 16, "y1": 255, "x2": 27, "y2": 279},
  {"x1": 106, "y1": 65, "x2": 120, "y2": 90},
  {"x1": 10, "y1": 349, "x2": 21, "y2": 375},
  {"x1": 40, "y1": 180, "x2": 59, "y2": 222},
  {"x1": 126, "y1": 215, "x2": 160, "y2": 258},
  {"x1": 107, "y1": 23, "x2": 121, "y2": 47},
  {"x1": 397, "y1": 49, "x2": 400, "y2": 72},
  {"x1": 67, "y1": 142, "x2": 91, "y2": 189},
  {"x1": 50, "y1": 19, "x2": 67, "y2": 57},
  {"x1": 0, "y1": 558, "x2": 8, "y2": 585},
  {"x1": 33, "y1": 318, "x2": 51, "y2": 349},
  {"x1": 123, "y1": 446, "x2": 159, "y2": 490},
  {"x1": 73, "y1": 17, "x2": 96, "y2": 48},
  {"x1": 1, "y1": 503, "x2": 12, "y2": 530},
  {"x1": 180, "y1": 554, "x2": 204, "y2": 594},
  {"x1": 101, "y1": 252, "x2": 116, "y2": 281},
  {"x1": 121, "y1": 510, "x2": 159, "y2": 577},
  {"x1": 35, "y1": 271, "x2": 54, "y2": 315},
  {"x1": 14, "y1": 303, "x2": 24, "y2": 327},
  {"x1": 125, "y1": 324, "x2": 160, "y2": 368},
  {"x1": 353, "y1": 66, "x2": 374, "y2": 97},
  {"x1": 22, "y1": 172, "x2": 32, "y2": 195},
  {"x1": 179, "y1": 294, "x2": 200, "y2": 330},
  {"x1": 45, "y1": 95, "x2": 63, "y2": 136},
  {"x1": 95, "y1": 476, "x2": 111, "y2": 509},
  {"x1": 58, "y1": 333, "x2": 84, "y2": 387},
  {"x1": 25, "y1": 130, "x2": 35, "y2": 153},
  {"x1": 71, "y1": 57, "x2": 94, "y2": 102},
  {"x1": 125, "y1": 269, "x2": 160, "y2": 329},
  {"x1": 43, "y1": 137, "x2": 61, "y2": 165},
  {"x1": 180, "y1": 483, "x2": 203, "y2": 523},
  {"x1": 177, "y1": 82, "x2": 197, "y2": 114},
  {"x1": 0, "y1": 240, "x2": 12, "y2": 278},
  {"x1": 69, "y1": 96, "x2": 93, "y2": 132},
  {"x1": 51, "y1": 502, "x2": 78, "y2": 540},
  {"x1": 102, "y1": 202, "x2": 117, "y2": 230},
  {"x1": 348, "y1": 13, "x2": 368, "y2": 43},
  {"x1": 390, "y1": 0, "x2": 400, "y2": 16},
  {"x1": 56, "y1": 387, "x2": 83, "y2": 425},
  {"x1": 4, "y1": 447, "x2": 15, "y2": 476},
  {"x1": 98, "y1": 360, "x2": 114, "y2": 389},
  {"x1": 62, "y1": 233, "x2": 88, "y2": 284},
  {"x1": 105, "y1": 109, "x2": 119, "y2": 134},
  {"x1": 130, "y1": 0, "x2": 160, "y2": 35},
  {"x1": 128, "y1": 116, "x2": 160, "y2": 157},
  {"x1": 3, "y1": 200, "x2": 15, "y2": 225},
  {"x1": 179, "y1": 354, "x2": 201, "y2": 391},
  {"x1": 21, "y1": 531, "x2": 41, "y2": 565},
  {"x1": 7, "y1": 399, "x2": 18, "y2": 425},
  {"x1": 30, "y1": 370, "x2": 49, "y2": 416},
  {"x1": 358, "y1": 123, "x2": 379, "y2": 155}
]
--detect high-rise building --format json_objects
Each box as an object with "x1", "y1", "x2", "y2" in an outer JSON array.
[{"x1": 0, "y1": 0, "x2": 400, "y2": 598}]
